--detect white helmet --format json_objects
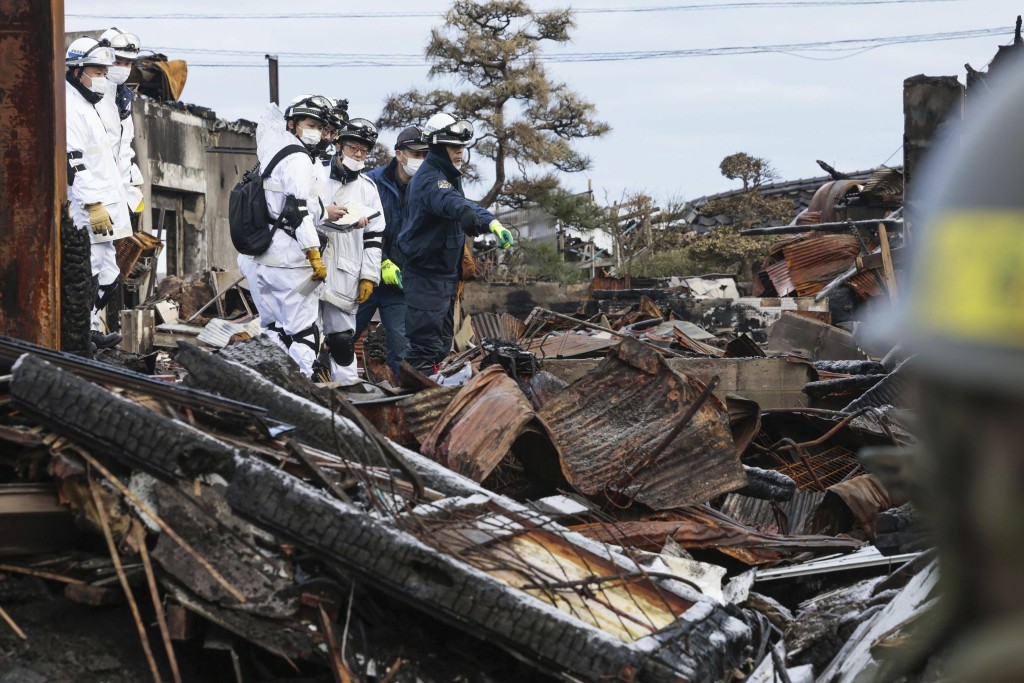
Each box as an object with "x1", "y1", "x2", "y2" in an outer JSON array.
[
  {"x1": 66, "y1": 37, "x2": 115, "y2": 68},
  {"x1": 100, "y1": 27, "x2": 141, "y2": 60},
  {"x1": 422, "y1": 112, "x2": 475, "y2": 147},
  {"x1": 284, "y1": 94, "x2": 332, "y2": 125}
]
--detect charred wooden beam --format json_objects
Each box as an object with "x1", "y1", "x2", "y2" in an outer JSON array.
[
  {"x1": 176, "y1": 343, "x2": 442, "y2": 498},
  {"x1": 0, "y1": 335, "x2": 267, "y2": 419},
  {"x1": 60, "y1": 212, "x2": 94, "y2": 357},
  {"x1": 226, "y1": 458, "x2": 751, "y2": 683},
  {"x1": 10, "y1": 354, "x2": 237, "y2": 481}
]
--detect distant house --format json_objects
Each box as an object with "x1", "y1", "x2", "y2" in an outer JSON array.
[{"x1": 678, "y1": 167, "x2": 900, "y2": 235}]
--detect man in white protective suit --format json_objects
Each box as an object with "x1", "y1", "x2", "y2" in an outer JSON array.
[
  {"x1": 319, "y1": 117, "x2": 385, "y2": 385},
  {"x1": 97, "y1": 27, "x2": 145, "y2": 225},
  {"x1": 252, "y1": 95, "x2": 332, "y2": 376},
  {"x1": 65, "y1": 37, "x2": 131, "y2": 350}
]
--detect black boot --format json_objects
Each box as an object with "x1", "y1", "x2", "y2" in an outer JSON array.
[{"x1": 90, "y1": 330, "x2": 122, "y2": 350}]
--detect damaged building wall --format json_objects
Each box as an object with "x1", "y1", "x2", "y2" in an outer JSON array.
[
  {"x1": 132, "y1": 99, "x2": 255, "y2": 276},
  {"x1": 903, "y1": 75, "x2": 964, "y2": 199},
  {"x1": 0, "y1": 1, "x2": 64, "y2": 348}
]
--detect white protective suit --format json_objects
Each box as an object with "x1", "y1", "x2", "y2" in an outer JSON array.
[
  {"x1": 319, "y1": 159, "x2": 384, "y2": 384},
  {"x1": 66, "y1": 79, "x2": 131, "y2": 331},
  {"x1": 253, "y1": 103, "x2": 325, "y2": 375},
  {"x1": 97, "y1": 80, "x2": 144, "y2": 212}
]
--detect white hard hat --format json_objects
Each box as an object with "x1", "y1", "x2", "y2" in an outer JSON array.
[
  {"x1": 422, "y1": 112, "x2": 475, "y2": 147},
  {"x1": 100, "y1": 27, "x2": 141, "y2": 60},
  {"x1": 66, "y1": 37, "x2": 115, "y2": 68},
  {"x1": 284, "y1": 94, "x2": 332, "y2": 124}
]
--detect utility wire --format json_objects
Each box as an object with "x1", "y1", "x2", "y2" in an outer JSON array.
[
  {"x1": 67, "y1": 0, "x2": 963, "y2": 20},
  {"x1": 150, "y1": 26, "x2": 1009, "y2": 67}
]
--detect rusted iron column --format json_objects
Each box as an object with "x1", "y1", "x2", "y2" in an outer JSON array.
[{"x1": 0, "y1": 0, "x2": 64, "y2": 347}]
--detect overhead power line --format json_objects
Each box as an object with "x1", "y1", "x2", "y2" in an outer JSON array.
[
  {"x1": 67, "y1": 0, "x2": 963, "y2": 21},
  {"x1": 149, "y1": 26, "x2": 1009, "y2": 68}
]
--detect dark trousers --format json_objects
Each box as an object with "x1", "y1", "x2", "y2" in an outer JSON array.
[
  {"x1": 403, "y1": 270, "x2": 457, "y2": 374},
  {"x1": 355, "y1": 285, "x2": 408, "y2": 378}
]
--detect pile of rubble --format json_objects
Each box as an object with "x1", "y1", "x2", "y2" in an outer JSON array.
[{"x1": 0, "y1": 250, "x2": 933, "y2": 683}]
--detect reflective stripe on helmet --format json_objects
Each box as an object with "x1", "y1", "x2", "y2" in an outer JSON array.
[{"x1": 911, "y1": 211, "x2": 1024, "y2": 347}]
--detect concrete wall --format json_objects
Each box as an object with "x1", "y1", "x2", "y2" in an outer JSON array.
[
  {"x1": 133, "y1": 99, "x2": 254, "y2": 275},
  {"x1": 462, "y1": 281, "x2": 589, "y2": 319}
]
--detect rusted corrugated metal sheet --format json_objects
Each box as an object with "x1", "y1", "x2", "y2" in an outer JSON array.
[
  {"x1": 821, "y1": 474, "x2": 898, "y2": 538},
  {"x1": 782, "y1": 234, "x2": 864, "y2": 297},
  {"x1": 718, "y1": 489, "x2": 827, "y2": 536},
  {"x1": 766, "y1": 258, "x2": 796, "y2": 297},
  {"x1": 570, "y1": 505, "x2": 862, "y2": 565},
  {"x1": 806, "y1": 180, "x2": 864, "y2": 224},
  {"x1": 353, "y1": 397, "x2": 416, "y2": 447},
  {"x1": 470, "y1": 312, "x2": 526, "y2": 343},
  {"x1": 0, "y1": 1, "x2": 64, "y2": 347},
  {"x1": 527, "y1": 333, "x2": 617, "y2": 359},
  {"x1": 847, "y1": 270, "x2": 885, "y2": 299},
  {"x1": 397, "y1": 386, "x2": 459, "y2": 446},
  {"x1": 420, "y1": 366, "x2": 562, "y2": 482},
  {"x1": 726, "y1": 394, "x2": 761, "y2": 456},
  {"x1": 538, "y1": 338, "x2": 746, "y2": 510}
]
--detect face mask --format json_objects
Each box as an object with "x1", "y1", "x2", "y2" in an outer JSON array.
[
  {"x1": 298, "y1": 127, "x2": 321, "y2": 147},
  {"x1": 87, "y1": 75, "x2": 108, "y2": 94},
  {"x1": 402, "y1": 156, "x2": 423, "y2": 176},
  {"x1": 342, "y1": 155, "x2": 365, "y2": 172},
  {"x1": 108, "y1": 66, "x2": 131, "y2": 85}
]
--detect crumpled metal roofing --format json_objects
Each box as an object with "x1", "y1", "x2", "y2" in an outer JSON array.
[
  {"x1": 821, "y1": 474, "x2": 898, "y2": 539},
  {"x1": 470, "y1": 312, "x2": 526, "y2": 344},
  {"x1": 538, "y1": 339, "x2": 746, "y2": 510},
  {"x1": 780, "y1": 234, "x2": 865, "y2": 297},
  {"x1": 527, "y1": 333, "x2": 617, "y2": 359},
  {"x1": 570, "y1": 504, "x2": 863, "y2": 565},
  {"x1": 420, "y1": 366, "x2": 561, "y2": 482},
  {"x1": 397, "y1": 386, "x2": 459, "y2": 446},
  {"x1": 719, "y1": 489, "x2": 827, "y2": 536}
]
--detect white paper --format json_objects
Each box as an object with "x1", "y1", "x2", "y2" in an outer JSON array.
[{"x1": 342, "y1": 201, "x2": 370, "y2": 223}]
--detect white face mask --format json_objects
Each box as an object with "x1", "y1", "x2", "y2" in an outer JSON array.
[
  {"x1": 298, "y1": 127, "x2": 321, "y2": 147},
  {"x1": 107, "y1": 66, "x2": 131, "y2": 85},
  {"x1": 342, "y1": 155, "x2": 365, "y2": 172},
  {"x1": 402, "y1": 156, "x2": 423, "y2": 176},
  {"x1": 87, "y1": 75, "x2": 108, "y2": 94}
]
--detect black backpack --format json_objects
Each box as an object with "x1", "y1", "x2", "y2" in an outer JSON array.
[{"x1": 229, "y1": 144, "x2": 308, "y2": 256}]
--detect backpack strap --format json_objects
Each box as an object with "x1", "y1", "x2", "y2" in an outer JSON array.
[
  {"x1": 262, "y1": 143, "x2": 308, "y2": 179},
  {"x1": 262, "y1": 144, "x2": 311, "y2": 241}
]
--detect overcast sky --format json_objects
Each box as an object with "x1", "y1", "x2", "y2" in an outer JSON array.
[{"x1": 66, "y1": 0, "x2": 1021, "y2": 206}]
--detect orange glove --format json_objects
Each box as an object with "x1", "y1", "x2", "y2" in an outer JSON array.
[
  {"x1": 306, "y1": 249, "x2": 327, "y2": 281},
  {"x1": 356, "y1": 279, "x2": 374, "y2": 304}
]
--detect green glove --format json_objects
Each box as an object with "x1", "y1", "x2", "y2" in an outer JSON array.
[
  {"x1": 489, "y1": 220, "x2": 513, "y2": 249},
  {"x1": 381, "y1": 259, "x2": 403, "y2": 289}
]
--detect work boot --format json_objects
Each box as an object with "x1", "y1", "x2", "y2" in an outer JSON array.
[{"x1": 90, "y1": 330, "x2": 122, "y2": 350}]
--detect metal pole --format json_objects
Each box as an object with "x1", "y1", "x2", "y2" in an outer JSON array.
[{"x1": 265, "y1": 54, "x2": 279, "y2": 104}]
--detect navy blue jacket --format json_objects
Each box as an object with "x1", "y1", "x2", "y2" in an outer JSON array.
[
  {"x1": 397, "y1": 150, "x2": 494, "y2": 280},
  {"x1": 365, "y1": 159, "x2": 405, "y2": 265}
]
